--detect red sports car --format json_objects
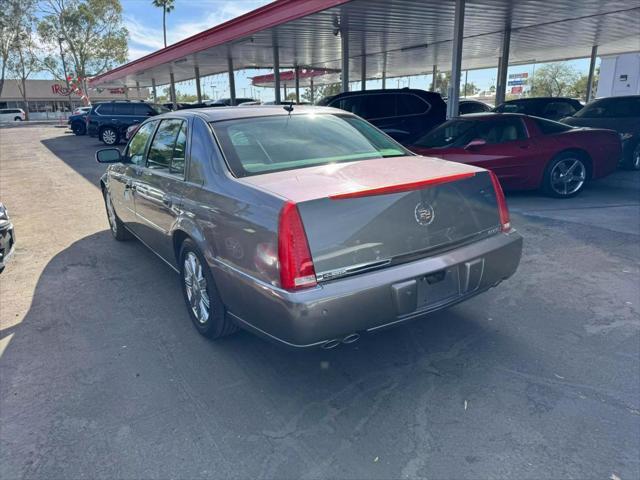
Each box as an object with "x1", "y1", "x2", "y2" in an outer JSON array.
[{"x1": 409, "y1": 113, "x2": 621, "y2": 197}]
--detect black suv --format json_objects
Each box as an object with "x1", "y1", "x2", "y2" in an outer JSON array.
[
  {"x1": 87, "y1": 101, "x2": 169, "y2": 145},
  {"x1": 317, "y1": 88, "x2": 446, "y2": 145},
  {"x1": 494, "y1": 97, "x2": 583, "y2": 121}
]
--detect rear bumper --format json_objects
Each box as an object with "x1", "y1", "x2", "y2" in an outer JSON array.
[{"x1": 213, "y1": 231, "x2": 523, "y2": 348}]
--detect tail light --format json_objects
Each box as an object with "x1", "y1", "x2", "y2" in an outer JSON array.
[
  {"x1": 488, "y1": 171, "x2": 511, "y2": 232},
  {"x1": 278, "y1": 201, "x2": 317, "y2": 290}
]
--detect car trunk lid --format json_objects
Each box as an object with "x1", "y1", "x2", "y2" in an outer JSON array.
[{"x1": 240, "y1": 156, "x2": 503, "y2": 282}]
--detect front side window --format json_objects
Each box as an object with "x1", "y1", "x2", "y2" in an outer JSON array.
[
  {"x1": 542, "y1": 101, "x2": 578, "y2": 117},
  {"x1": 211, "y1": 113, "x2": 408, "y2": 177},
  {"x1": 397, "y1": 94, "x2": 429, "y2": 116},
  {"x1": 413, "y1": 119, "x2": 478, "y2": 148},
  {"x1": 126, "y1": 121, "x2": 157, "y2": 165},
  {"x1": 535, "y1": 117, "x2": 574, "y2": 134},
  {"x1": 113, "y1": 103, "x2": 135, "y2": 115},
  {"x1": 147, "y1": 119, "x2": 187, "y2": 175},
  {"x1": 475, "y1": 118, "x2": 527, "y2": 144}
]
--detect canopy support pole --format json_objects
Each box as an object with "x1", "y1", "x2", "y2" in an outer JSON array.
[
  {"x1": 586, "y1": 45, "x2": 598, "y2": 102},
  {"x1": 382, "y1": 54, "x2": 387, "y2": 89},
  {"x1": 361, "y1": 46, "x2": 366, "y2": 90},
  {"x1": 431, "y1": 65, "x2": 438, "y2": 91},
  {"x1": 151, "y1": 78, "x2": 157, "y2": 103},
  {"x1": 310, "y1": 78, "x2": 315, "y2": 103},
  {"x1": 446, "y1": 0, "x2": 465, "y2": 119},
  {"x1": 341, "y1": 13, "x2": 350, "y2": 93},
  {"x1": 273, "y1": 32, "x2": 281, "y2": 104},
  {"x1": 135, "y1": 81, "x2": 141, "y2": 99},
  {"x1": 294, "y1": 65, "x2": 300, "y2": 103},
  {"x1": 227, "y1": 55, "x2": 236, "y2": 106},
  {"x1": 495, "y1": 27, "x2": 511, "y2": 106},
  {"x1": 194, "y1": 66, "x2": 202, "y2": 103},
  {"x1": 169, "y1": 72, "x2": 177, "y2": 110}
]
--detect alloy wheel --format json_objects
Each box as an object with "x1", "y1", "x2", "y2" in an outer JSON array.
[
  {"x1": 183, "y1": 252, "x2": 211, "y2": 324},
  {"x1": 633, "y1": 143, "x2": 640, "y2": 170},
  {"x1": 550, "y1": 158, "x2": 586, "y2": 196},
  {"x1": 102, "y1": 129, "x2": 117, "y2": 145}
]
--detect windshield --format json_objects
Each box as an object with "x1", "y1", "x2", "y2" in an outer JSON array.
[
  {"x1": 211, "y1": 113, "x2": 409, "y2": 177},
  {"x1": 412, "y1": 119, "x2": 478, "y2": 148}
]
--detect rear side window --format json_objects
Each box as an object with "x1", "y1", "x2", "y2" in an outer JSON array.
[
  {"x1": 534, "y1": 118, "x2": 574, "y2": 134},
  {"x1": 364, "y1": 94, "x2": 397, "y2": 119},
  {"x1": 542, "y1": 101, "x2": 578, "y2": 117},
  {"x1": 126, "y1": 121, "x2": 157, "y2": 166},
  {"x1": 496, "y1": 102, "x2": 530, "y2": 114},
  {"x1": 147, "y1": 119, "x2": 187, "y2": 175},
  {"x1": 460, "y1": 102, "x2": 490, "y2": 115},
  {"x1": 113, "y1": 103, "x2": 134, "y2": 115},
  {"x1": 397, "y1": 94, "x2": 430, "y2": 115},
  {"x1": 133, "y1": 103, "x2": 152, "y2": 115}
]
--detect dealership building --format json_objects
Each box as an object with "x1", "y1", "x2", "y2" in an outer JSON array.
[{"x1": 0, "y1": 79, "x2": 148, "y2": 119}]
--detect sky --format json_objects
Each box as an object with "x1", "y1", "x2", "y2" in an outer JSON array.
[{"x1": 120, "y1": 0, "x2": 594, "y2": 102}]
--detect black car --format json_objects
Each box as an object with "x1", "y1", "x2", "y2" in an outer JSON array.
[
  {"x1": 494, "y1": 97, "x2": 583, "y2": 121},
  {"x1": 0, "y1": 203, "x2": 15, "y2": 274},
  {"x1": 317, "y1": 88, "x2": 446, "y2": 145},
  {"x1": 87, "y1": 101, "x2": 169, "y2": 145},
  {"x1": 561, "y1": 95, "x2": 640, "y2": 170},
  {"x1": 458, "y1": 99, "x2": 493, "y2": 115},
  {"x1": 68, "y1": 108, "x2": 92, "y2": 135}
]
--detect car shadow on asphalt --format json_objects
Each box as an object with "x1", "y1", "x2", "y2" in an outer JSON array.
[{"x1": 41, "y1": 132, "x2": 123, "y2": 188}]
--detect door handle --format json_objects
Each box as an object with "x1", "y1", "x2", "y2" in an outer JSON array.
[{"x1": 125, "y1": 183, "x2": 137, "y2": 191}]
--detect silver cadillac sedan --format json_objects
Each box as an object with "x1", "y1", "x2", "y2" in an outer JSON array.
[{"x1": 97, "y1": 106, "x2": 522, "y2": 349}]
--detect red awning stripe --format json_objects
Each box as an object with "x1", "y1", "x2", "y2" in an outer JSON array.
[{"x1": 328, "y1": 172, "x2": 476, "y2": 200}]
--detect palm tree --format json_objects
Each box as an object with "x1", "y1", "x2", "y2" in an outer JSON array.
[{"x1": 151, "y1": 0, "x2": 175, "y2": 48}]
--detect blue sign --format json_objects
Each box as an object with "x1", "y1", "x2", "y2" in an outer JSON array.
[{"x1": 508, "y1": 80, "x2": 525, "y2": 86}]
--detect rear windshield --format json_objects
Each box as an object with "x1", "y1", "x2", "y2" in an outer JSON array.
[{"x1": 211, "y1": 113, "x2": 409, "y2": 177}]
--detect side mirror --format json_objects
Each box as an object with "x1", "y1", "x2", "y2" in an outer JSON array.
[
  {"x1": 464, "y1": 138, "x2": 487, "y2": 150},
  {"x1": 96, "y1": 148, "x2": 122, "y2": 164}
]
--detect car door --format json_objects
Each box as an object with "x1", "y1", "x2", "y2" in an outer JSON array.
[
  {"x1": 132, "y1": 118, "x2": 188, "y2": 262},
  {"x1": 108, "y1": 120, "x2": 158, "y2": 229}
]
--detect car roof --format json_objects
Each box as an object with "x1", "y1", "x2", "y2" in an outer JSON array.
[
  {"x1": 452, "y1": 112, "x2": 529, "y2": 120},
  {"x1": 173, "y1": 105, "x2": 348, "y2": 122},
  {"x1": 502, "y1": 97, "x2": 577, "y2": 103}
]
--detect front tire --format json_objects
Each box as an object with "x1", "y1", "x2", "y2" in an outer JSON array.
[
  {"x1": 542, "y1": 152, "x2": 588, "y2": 198},
  {"x1": 179, "y1": 239, "x2": 238, "y2": 339},
  {"x1": 14, "y1": 117, "x2": 22, "y2": 122},
  {"x1": 100, "y1": 127, "x2": 119, "y2": 145},
  {"x1": 103, "y1": 189, "x2": 131, "y2": 241},
  {"x1": 71, "y1": 121, "x2": 86, "y2": 135}
]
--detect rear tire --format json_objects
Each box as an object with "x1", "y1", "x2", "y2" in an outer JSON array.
[
  {"x1": 179, "y1": 239, "x2": 238, "y2": 339},
  {"x1": 71, "y1": 121, "x2": 86, "y2": 135},
  {"x1": 103, "y1": 189, "x2": 131, "y2": 241},
  {"x1": 542, "y1": 152, "x2": 588, "y2": 198},
  {"x1": 100, "y1": 126, "x2": 119, "y2": 145},
  {"x1": 622, "y1": 141, "x2": 640, "y2": 171}
]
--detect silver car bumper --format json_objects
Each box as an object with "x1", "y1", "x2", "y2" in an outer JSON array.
[{"x1": 213, "y1": 231, "x2": 523, "y2": 348}]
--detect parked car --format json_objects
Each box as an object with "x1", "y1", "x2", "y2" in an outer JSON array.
[
  {"x1": 125, "y1": 123, "x2": 141, "y2": 141},
  {"x1": 317, "y1": 88, "x2": 446, "y2": 145},
  {"x1": 68, "y1": 111, "x2": 89, "y2": 135},
  {"x1": 203, "y1": 98, "x2": 256, "y2": 107},
  {"x1": 86, "y1": 101, "x2": 170, "y2": 145},
  {"x1": 561, "y1": 95, "x2": 640, "y2": 170},
  {"x1": 458, "y1": 99, "x2": 493, "y2": 115},
  {"x1": 72, "y1": 106, "x2": 91, "y2": 116},
  {"x1": 0, "y1": 203, "x2": 15, "y2": 273},
  {"x1": 409, "y1": 113, "x2": 621, "y2": 198},
  {"x1": 96, "y1": 106, "x2": 522, "y2": 348},
  {"x1": 0, "y1": 108, "x2": 26, "y2": 122},
  {"x1": 494, "y1": 97, "x2": 583, "y2": 121}
]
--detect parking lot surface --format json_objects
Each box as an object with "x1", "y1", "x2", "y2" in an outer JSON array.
[{"x1": 1, "y1": 124, "x2": 639, "y2": 480}]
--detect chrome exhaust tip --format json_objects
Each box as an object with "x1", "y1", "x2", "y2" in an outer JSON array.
[
  {"x1": 342, "y1": 333, "x2": 360, "y2": 344},
  {"x1": 321, "y1": 339, "x2": 341, "y2": 350}
]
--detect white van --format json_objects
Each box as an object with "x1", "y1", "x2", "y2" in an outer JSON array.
[{"x1": 0, "y1": 108, "x2": 26, "y2": 122}]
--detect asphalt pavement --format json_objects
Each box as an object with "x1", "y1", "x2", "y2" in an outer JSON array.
[{"x1": 1, "y1": 125, "x2": 639, "y2": 479}]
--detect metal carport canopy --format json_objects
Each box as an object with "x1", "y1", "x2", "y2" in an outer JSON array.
[{"x1": 90, "y1": 0, "x2": 640, "y2": 89}]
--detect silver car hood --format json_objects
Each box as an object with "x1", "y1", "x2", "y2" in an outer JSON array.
[{"x1": 237, "y1": 155, "x2": 485, "y2": 203}]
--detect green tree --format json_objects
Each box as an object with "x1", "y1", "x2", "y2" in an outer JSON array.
[
  {"x1": 6, "y1": 8, "x2": 39, "y2": 119},
  {"x1": 302, "y1": 82, "x2": 341, "y2": 104},
  {"x1": 151, "y1": 0, "x2": 175, "y2": 48},
  {"x1": 38, "y1": 0, "x2": 128, "y2": 102},
  {"x1": 570, "y1": 67, "x2": 599, "y2": 100},
  {"x1": 0, "y1": 0, "x2": 34, "y2": 97},
  {"x1": 434, "y1": 72, "x2": 450, "y2": 97},
  {"x1": 156, "y1": 87, "x2": 209, "y2": 103},
  {"x1": 462, "y1": 81, "x2": 480, "y2": 96},
  {"x1": 528, "y1": 62, "x2": 579, "y2": 97}
]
